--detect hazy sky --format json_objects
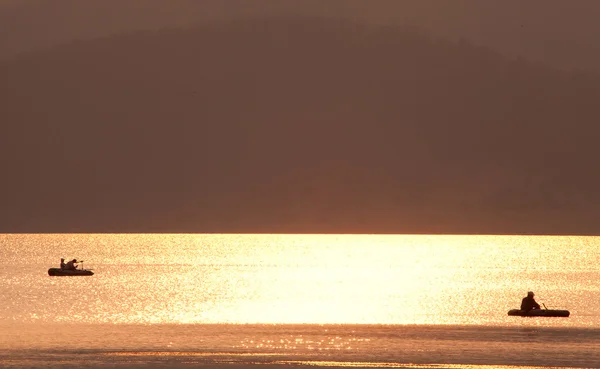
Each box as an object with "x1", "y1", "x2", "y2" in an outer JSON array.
[
  {"x1": 2, "y1": 0, "x2": 600, "y2": 72},
  {"x1": 1, "y1": 2, "x2": 600, "y2": 234}
]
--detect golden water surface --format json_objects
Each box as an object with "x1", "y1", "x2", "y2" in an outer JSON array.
[{"x1": 1, "y1": 234, "x2": 599, "y2": 326}]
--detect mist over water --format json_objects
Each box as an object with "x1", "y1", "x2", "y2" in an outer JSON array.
[{"x1": 1, "y1": 234, "x2": 600, "y2": 368}]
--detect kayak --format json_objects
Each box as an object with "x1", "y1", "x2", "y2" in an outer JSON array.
[
  {"x1": 507, "y1": 309, "x2": 569, "y2": 317},
  {"x1": 48, "y1": 268, "x2": 94, "y2": 276}
]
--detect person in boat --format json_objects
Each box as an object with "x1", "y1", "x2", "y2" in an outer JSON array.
[
  {"x1": 65, "y1": 259, "x2": 78, "y2": 271},
  {"x1": 60, "y1": 258, "x2": 66, "y2": 270},
  {"x1": 521, "y1": 291, "x2": 541, "y2": 312}
]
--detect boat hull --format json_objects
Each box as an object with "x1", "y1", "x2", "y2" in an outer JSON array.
[
  {"x1": 507, "y1": 309, "x2": 569, "y2": 317},
  {"x1": 48, "y1": 268, "x2": 94, "y2": 276}
]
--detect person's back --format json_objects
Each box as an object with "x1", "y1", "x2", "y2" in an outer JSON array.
[
  {"x1": 65, "y1": 259, "x2": 77, "y2": 271},
  {"x1": 521, "y1": 291, "x2": 541, "y2": 311}
]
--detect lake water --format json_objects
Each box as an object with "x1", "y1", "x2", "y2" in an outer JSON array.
[{"x1": 1, "y1": 234, "x2": 599, "y2": 368}]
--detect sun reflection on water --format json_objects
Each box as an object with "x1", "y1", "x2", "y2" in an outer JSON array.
[
  {"x1": 237, "y1": 334, "x2": 370, "y2": 351},
  {"x1": 1, "y1": 234, "x2": 599, "y2": 326}
]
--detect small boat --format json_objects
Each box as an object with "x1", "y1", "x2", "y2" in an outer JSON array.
[
  {"x1": 507, "y1": 309, "x2": 570, "y2": 317},
  {"x1": 48, "y1": 268, "x2": 94, "y2": 276}
]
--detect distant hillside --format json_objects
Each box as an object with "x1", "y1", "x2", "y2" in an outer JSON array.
[
  {"x1": 1, "y1": 17, "x2": 600, "y2": 234},
  {"x1": 2, "y1": 0, "x2": 600, "y2": 73}
]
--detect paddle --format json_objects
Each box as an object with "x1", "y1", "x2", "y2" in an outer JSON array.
[{"x1": 78, "y1": 261, "x2": 94, "y2": 271}]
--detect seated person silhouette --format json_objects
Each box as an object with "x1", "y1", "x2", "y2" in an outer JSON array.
[
  {"x1": 65, "y1": 259, "x2": 78, "y2": 271},
  {"x1": 521, "y1": 291, "x2": 541, "y2": 312}
]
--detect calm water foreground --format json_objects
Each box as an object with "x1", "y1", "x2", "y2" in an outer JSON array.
[{"x1": 1, "y1": 234, "x2": 599, "y2": 368}]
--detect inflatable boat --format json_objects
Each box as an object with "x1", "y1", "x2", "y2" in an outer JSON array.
[
  {"x1": 507, "y1": 309, "x2": 569, "y2": 317},
  {"x1": 48, "y1": 268, "x2": 94, "y2": 276}
]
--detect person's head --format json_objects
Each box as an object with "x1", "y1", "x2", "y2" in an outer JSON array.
[
  {"x1": 72, "y1": 259, "x2": 77, "y2": 262},
  {"x1": 527, "y1": 291, "x2": 535, "y2": 297},
  {"x1": 61, "y1": 258, "x2": 64, "y2": 261}
]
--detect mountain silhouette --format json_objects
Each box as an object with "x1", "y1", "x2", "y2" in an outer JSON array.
[
  {"x1": 2, "y1": 0, "x2": 600, "y2": 74},
  {"x1": 1, "y1": 17, "x2": 599, "y2": 234}
]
